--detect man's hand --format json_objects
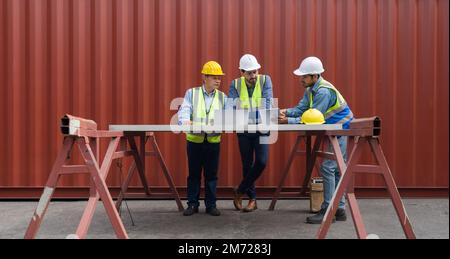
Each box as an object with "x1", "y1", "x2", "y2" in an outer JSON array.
[
  {"x1": 278, "y1": 115, "x2": 288, "y2": 124},
  {"x1": 278, "y1": 109, "x2": 288, "y2": 124}
]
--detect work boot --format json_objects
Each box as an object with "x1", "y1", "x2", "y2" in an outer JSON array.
[
  {"x1": 242, "y1": 199, "x2": 257, "y2": 212},
  {"x1": 206, "y1": 207, "x2": 221, "y2": 216},
  {"x1": 183, "y1": 205, "x2": 199, "y2": 216},
  {"x1": 335, "y1": 208, "x2": 347, "y2": 221},
  {"x1": 306, "y1": 208, "x2": 336, "y2": 224},
  {"x1": 233, "y1": 188, "x2": 244, "y2": 211}
]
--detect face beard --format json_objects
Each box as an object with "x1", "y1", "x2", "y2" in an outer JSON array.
[{"x1": 247, "y1": 77, "x2": 256, "y2": 86}]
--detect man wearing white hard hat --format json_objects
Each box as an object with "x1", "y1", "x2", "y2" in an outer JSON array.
[
  {"x1": 228, "y1": 54, "x2": 273, "y2": 212},
  {"x1": 279, "y1": 56, "x2": 354, "y2": 224}
]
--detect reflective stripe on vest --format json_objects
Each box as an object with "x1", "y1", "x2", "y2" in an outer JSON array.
[
  {"x1": 234, "y1": 75, "x2": 265, "y2": 109},
  {"x1": 186, "y1": 87, "x2": 224, "y2": 143},
  {"x1": 308, "y1": 79, "x2": 353, "y2": 123}
]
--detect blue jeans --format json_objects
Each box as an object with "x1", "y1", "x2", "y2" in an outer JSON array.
[
  {"x1": 320, "y1": 136, "x2": 347, "y2": 210},
  {"x1": 186, "y1": 140, "x2": 220, "y2": 209}
]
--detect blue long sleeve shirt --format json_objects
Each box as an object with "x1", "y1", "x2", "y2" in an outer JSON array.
[{"x1": 286, "y1": 77, "x2": 337, "y2": 124}]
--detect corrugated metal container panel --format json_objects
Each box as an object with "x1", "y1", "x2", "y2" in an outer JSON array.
[{"x1": 0, "y1": 0, "x2": 448, "y2": 196}]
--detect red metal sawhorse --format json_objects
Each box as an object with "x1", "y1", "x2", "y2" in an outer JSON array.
[
  {"x1": 113, "y1": 131, "x2": 184, "y2": 212},
  {"x1": 269, "y1": 117, "x2": 416, "y2": 239},
  {"x1": 24, "y1": 115, "x2": 182, "y2": 239}
]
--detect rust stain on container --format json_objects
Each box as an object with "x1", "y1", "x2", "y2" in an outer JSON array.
[{"x1": 0, "y1": 0, "x2": 448, "y2": 196}]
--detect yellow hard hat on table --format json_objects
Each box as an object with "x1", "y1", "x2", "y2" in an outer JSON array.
[
  {"x1": 301, "y1": 108, "x2": 325, "y2": 125},
  {"x1": 201, "y1": 61, "x2": 225, "y2": 76}
]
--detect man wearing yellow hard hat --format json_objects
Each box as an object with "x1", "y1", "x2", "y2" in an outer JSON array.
[
  {"x1": 178, "y1": 61, "x2": 227, "y2": 216},
  {"x1": 279, "y1": 56, "x2": 354, "y2": 224}
]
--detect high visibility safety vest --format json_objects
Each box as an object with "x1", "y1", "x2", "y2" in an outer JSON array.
[
  {"x1": 307, "y1": 78, "x2": 353, "y2": 125},
  {"x1": 186, "y1": 87, "x2": 225, "y2": 144},
  {"x1": 234, "y1": 75, "x2": 266, "y2": 109}
]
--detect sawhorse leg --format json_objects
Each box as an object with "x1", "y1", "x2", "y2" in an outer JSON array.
[
  {"x1": 116, "y1": 133, "x2": 183, "y2": 212},
  {"x1": 269, "y1": 134, "x2": 323, "y2": 210},
  {"x1": 269, "y1": 135, "x2": 302, "y2": 210},
  {"x1": 24, "y1": 137, "x2": 74, "y2": 239},
  {"x1": 25, "y1": 136, "x2": 128, "y2": 239},
  {"x1": 148, "y1": 134, "x2": 184, "y2": 211},
  {"x1": 75, "y1": 137, "x2": 127, "y2": 239},
  {"x1": 300, "y1": 135, "x2": 324, "y2": 195},
  {"x1": 317, "y1": 136, "x2": 416, "y2": 239},
  {"x1": 316, "y1": 136, "x2": 367, "y2": 238},
  {"x1": 115, "y1": 133, "x2": 151, "y2": 210},
  {"x1": 369, "y1": 138, "x2": 416, "y2": 238}
]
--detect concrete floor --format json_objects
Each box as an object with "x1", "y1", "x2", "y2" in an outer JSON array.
[{"x1": 0, "y1": 199, "x2": 448, "y2": 239}]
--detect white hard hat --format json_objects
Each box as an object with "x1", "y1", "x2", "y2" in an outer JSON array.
[
  {"x1": 239, "y1": 54, "x2": 261, "y2": 71},
  {"x1": 66, "y1": 234, "x2": 80, "y2": 239},
  {"x1": 293, "y1": 56, "x2": 325, "y2": 76},
  {"x1": 366, "y1": 234, "x2": 380, "y2": 239}
]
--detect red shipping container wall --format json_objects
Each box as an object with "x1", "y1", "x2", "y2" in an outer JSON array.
[{"x1": 0, "y1": 0, "x2": 448, "y2": 197}]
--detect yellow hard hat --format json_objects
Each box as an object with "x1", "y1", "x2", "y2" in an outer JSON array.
[
  {"x1": 201, "y1": 61, "x2": 225, "y2": 76},
  {"x1": 301, "y1": 108, "x2": 325, "y2": 125}
]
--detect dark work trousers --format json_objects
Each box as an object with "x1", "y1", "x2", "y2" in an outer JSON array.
[
  {"x1": 186, "y1": 139, "x2": 220, "y2": 209},
  {"x1": 236, "y1": 133, "x2": 269, "y2": 199}
]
